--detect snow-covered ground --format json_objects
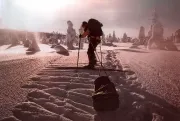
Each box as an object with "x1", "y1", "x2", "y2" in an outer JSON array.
[
  {"x1": 0, "y1": 44, "x2": 61, "y2": 119},
  {"x1": 115, "y1": 43, "x2": 180, "y2": 107},
  {"x1": 1, "y1": 43, "x2": 180, "y2": 121},
  {"x1": 0, "y1": 44, "x2": 57, "y2": 62}
]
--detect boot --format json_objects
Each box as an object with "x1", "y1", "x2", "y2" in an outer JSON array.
[
  {"x1": 91, "y1": 59, "x2": 97, "y2": 65},
  {"x1": 84, "y1": 54, "x2": 95, "y2": 69}
]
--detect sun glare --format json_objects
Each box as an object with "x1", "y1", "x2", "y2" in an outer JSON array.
[{"x1": 14, "y1": 0, "x2": 76, "y2": 14}]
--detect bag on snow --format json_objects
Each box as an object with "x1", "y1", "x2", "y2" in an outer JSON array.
[{"x1": 92, "y1": 76, "x2": 119, "y2": 111}]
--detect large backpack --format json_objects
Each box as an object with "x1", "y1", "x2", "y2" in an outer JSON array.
[
  {"x1": 92, "y1": 76, "x2": 119, "y2": 111},
  {"x1": 87, "y1": 18, "x2": 103, "y2": 37}
]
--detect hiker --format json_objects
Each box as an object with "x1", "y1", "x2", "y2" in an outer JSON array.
[{"x1": 79, "y1": 19, "x2": 103, "y2": 69}]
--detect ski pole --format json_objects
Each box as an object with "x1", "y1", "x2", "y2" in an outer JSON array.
[{"x1": 77, "y1": 37, "x2": 81, "y2": 69}]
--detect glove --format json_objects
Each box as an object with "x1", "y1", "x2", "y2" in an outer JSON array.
[{"x1": 79, "y1": 34, "x2": 82, "y2": 38}]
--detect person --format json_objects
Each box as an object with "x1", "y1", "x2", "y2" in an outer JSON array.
[{"x1": 79, "y1": 19, "x2": 103, "y2": 69}]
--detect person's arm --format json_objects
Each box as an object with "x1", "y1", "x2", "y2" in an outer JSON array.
[{"x1": 80, "y1": 29, "x2": 89, "y2": 38}]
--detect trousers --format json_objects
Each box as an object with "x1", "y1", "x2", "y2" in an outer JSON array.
[{"x1": 87, "y1": 37, "x2": 100, "y2": 66}]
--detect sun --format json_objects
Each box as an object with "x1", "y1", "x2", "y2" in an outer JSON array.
[{"x1": 14, "y1": 0, "x2": 76, "y2": 14}]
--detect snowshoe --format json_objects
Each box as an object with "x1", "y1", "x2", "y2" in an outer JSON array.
[{"x1": 83, "y1": 65, "x2": 95, "y2": 69}]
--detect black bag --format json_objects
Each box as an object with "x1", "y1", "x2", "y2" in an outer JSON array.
[
  {"x1": 88, "y1": 18, "x2": 103, "y2": 37},
  {"x1": 92, "y1": 76, "x2": 119, "y2": 111}
]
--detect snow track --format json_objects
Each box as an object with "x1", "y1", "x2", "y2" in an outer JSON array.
[{"x1": 1, "y1": 50, "x2": 180, "y2": 121}]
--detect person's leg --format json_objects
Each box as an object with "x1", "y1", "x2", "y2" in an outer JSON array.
[
  {"x1": 91, "y1": 40, "x2": 100, "y2": 64},
  {"x1": 89, "y1": 38, "x2": 100, "y2": 66},
  {"x1": 84, "y1": 38, "x2": 96, "y2": 69},
  {"x1": 87, "y1": 40, "x2": 95, "y2": 66},
  {"x1": 83, "y1": 44, "x2": 93, "y2": 68},
  {"x1": 84, "y1": 38, "x2": 100, "y2": 69},
  {"x1": 87, "y1": 43, "x2": 91, "y2": 64}
]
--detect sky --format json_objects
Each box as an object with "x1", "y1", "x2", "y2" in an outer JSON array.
[{"x1": 0, "y1": 0, "x2": 180, "y2": 38}]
